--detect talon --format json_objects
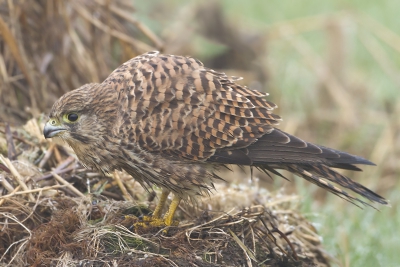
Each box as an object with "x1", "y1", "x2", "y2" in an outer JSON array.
[{"x1": 132, "y1": 192, "x2": 181, "y2": 231}]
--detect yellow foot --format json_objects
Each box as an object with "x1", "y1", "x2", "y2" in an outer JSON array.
[
  {"x1": 122, "y1": 190, "x2": 182, "y2": 233},
  {"x1": 134, "y1": 215, "x2": 179, "y2": 228}
]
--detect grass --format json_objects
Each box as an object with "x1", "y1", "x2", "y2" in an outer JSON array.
[
  {"x1": 135, "y1": 1, "x2": 400, "y2": 266},
  {"x1": 0, "y1": 0, "x2": 397, "y2": 265},
  {"x1": 298, "y1": 181, "x2": 400, "y2": 267}
]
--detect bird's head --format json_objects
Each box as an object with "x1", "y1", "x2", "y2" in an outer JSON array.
[{"x1": 43, "y1": 83, "x2": 118, "y2": 147}]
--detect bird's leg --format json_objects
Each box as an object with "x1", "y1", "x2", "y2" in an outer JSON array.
[
  {"x1": 163, "y1": 194, "x2": 181, "y2": 226},
  {"x1": 152, "y1": 188, "x2": 170, "y2": 218},
  {"x1": 134, "y1": 190, "x2": 180, "y2": 229}
]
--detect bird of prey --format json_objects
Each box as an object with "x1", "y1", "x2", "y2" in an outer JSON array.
[{"x1": 44, "y1": 51, "x2": 388, "y2": 227}]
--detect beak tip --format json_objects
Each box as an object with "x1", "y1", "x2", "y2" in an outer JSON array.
[
  {"x1": 43, "y1": 122, "x2": 66, "y2": 139},
  {"x1": 43, "y1": 126, "x2": 51, "y2": 139}
]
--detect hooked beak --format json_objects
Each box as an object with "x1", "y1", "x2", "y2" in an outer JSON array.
[{"x1": 43, "y1": 121, "x2": 67, "y2": 139}]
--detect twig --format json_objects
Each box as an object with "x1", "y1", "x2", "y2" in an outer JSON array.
[
  {"x1": 100, "y1": 190, "x2": 124, "y2": 200},
  {"x1": 36, "y1": 166, "x2": 75, "y2": 182},
  {"x1": 5, "y1": 123, "x2": 17, "y2": 160},
  {"x1": 52, "y1": 172, "x2": 85, "y2": 197},
  {"x1": 105, "y1": 2, "x2": 164, "y2": 49},
  {"x1": 186, "y1": 208, "x2": 237, "y2": 245},
  {"x1": 71, "y1": 2, "x2": 155, "y2": 53},
  {"x1": 113, "y1": 171, "x2": 133, "y2": 201},
  {"x1": 0, "y1": 16, "x2": 35, "y2": 97},
  {"x1": 55, "y1": 156, "x2": 76, "y2": 171},
  {"x1": 0, "y1": 185, "x2": 20, "y2": 207},
  {"x1": 229, "y1": 229, "x2": 257, "y2": 265},
  {"x1": 36, "y1": 156, "x2": 76, "y2": 181},
  {"x1": 258, "y1": 216, "x2": 299, "y2": 261},
  {"x1": 0, "y1": 185, "x2": 66, "y2": 199},
  {"x1": 0, "y1": 155, "x2": 34, "y2": 201},
  {"x1": 127, "y1": 249, "x2": 178, "y2": 267},
  {"x1": 0, "y1": 163, "x2": 11, "y2": 173},
  {"x1": 0, "y1": 173, "x2": 15, "y2": 192},
  {"x1": 0, "y1": 129, "x2": 34, "y2": 145},
  {"x1": 271, "y1": 226, "x2": 299, "y2": 261},
  {"x1": 53, "y1": 145, "x2": 63, "y2": 163},
  {"x1": 38, "y1": 143, "x2": 55, "y2": 168},
  {"x1": 0, "y1": 213, "x2": 32, "y2": 263}
]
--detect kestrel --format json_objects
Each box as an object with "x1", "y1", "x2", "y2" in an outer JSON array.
[{"x1": 43, "y1": 51, "x2": 388, "y2": 227}]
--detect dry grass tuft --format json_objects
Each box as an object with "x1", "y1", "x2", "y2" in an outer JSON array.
[
  {"x1": 0, "y1": 0, "x2": 163, "y2": 124},
  {"x1": 0, "y1": 119, "x2": 331, "y2": 266}
]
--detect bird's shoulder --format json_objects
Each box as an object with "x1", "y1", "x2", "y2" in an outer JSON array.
[{"x1": 103, "y1": 52, "x2": 280, "y2": 161}]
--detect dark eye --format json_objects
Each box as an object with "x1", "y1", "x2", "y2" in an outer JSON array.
[{"x1": 67, "y1": 113, "x2": 78, "y2": 122}]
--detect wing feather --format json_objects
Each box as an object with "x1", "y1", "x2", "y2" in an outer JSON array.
[{"x1": 105, "y1": 51, "x2": 279, "y2": 160}]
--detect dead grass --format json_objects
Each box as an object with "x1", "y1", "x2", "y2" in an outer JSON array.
[
  {"x1": 0, "y1": 119, "x2": 330, "y2": 266},
  {"x1": 0, "y1": 0, "x2": 163, "y2": 124},
  {"x1": 1, "y1": 0, "x2": 399, "y2": 266}
]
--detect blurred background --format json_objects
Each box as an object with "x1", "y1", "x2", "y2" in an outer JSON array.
[{"x1": 0, "y1": 0, "x2": 399, "y2": 266}]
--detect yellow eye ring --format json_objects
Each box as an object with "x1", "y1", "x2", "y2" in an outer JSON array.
[{"x1": 63, "y1": 113, "x2": 79, "y2": 123}]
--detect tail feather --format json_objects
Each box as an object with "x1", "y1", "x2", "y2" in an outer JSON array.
[
  {"x1": 209, "y1": 128, "x2": 388, "y2": 207},
  {"x1": 257, "y1": 164, "x2": 389, "y2": 207},
  {"x1": 285, "y1": 165, "x2": 370, "y2": 208},
  {"x1": 303, "y1": 165, "x2": 387, "y2": 204}
]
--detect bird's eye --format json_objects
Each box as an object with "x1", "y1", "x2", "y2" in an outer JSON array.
[
  {"x1": 68, "y1": 113, "x2": 78, "y2": 121},
  {"x1": 63, "y1": 113, "x2": 79, "y2": 123}
]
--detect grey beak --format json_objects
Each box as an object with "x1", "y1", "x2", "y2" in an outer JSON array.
[{"x1": 43, "y1": 122, "x2": 66, "y2": 138}]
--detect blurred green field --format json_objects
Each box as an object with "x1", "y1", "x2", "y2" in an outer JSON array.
[{"x1": 137, "y1": 1, "x2": 400, "y2": 266}]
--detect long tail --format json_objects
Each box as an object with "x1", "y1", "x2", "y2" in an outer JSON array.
[
  {"x1": 210, "y1": 128, "x2": 389, "y2": 207},
  {"x1": 273, "y1": 164, "x2": 388, "y2": 207}
]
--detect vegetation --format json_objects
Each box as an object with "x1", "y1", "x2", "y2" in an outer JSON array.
[{"x1": 0, "y1": 0, "x2": 398, "y2": 266}]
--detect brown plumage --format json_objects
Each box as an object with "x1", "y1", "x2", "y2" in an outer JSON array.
[{"x1": 44, "y1": 51, "x2": 388, "y2": 225}]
